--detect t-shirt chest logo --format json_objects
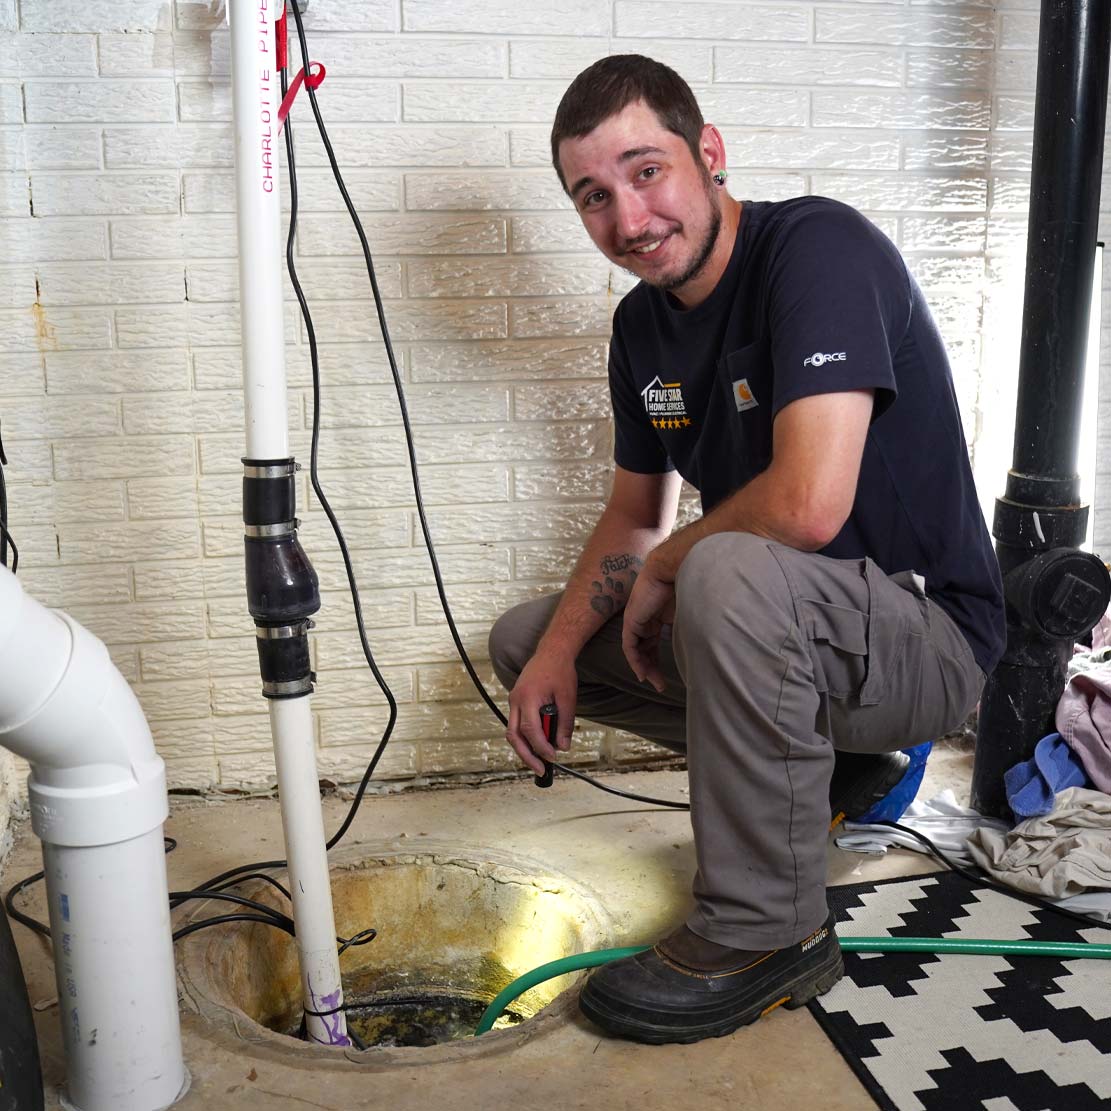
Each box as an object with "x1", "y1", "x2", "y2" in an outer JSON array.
[
  {"x1": 641, "y1": 375, "x2": 691, "y2": 431},
  {"x1": 732, "y1": 378, "x2": 758, "y2": 412}
]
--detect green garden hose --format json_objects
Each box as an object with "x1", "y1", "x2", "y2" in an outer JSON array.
[{"x1": 474, "y1": 936, "x2": 1111, "y2": 1035}]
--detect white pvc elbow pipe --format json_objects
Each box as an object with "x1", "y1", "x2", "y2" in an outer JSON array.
[{"x1": 0, "y1": 566, "x2": 187, "y2": 1111}]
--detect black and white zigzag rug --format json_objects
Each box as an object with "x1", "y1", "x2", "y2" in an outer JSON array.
[{"x1": 810, "y1": 871, "x2": 1111, "y2": 1111}]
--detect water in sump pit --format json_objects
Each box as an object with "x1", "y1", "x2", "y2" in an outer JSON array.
[
  {"x1": 340, "y1": 991, "x2": 526, "y2": 1047},
  {"x1": 284, "y1": 956, "x2": 541, "y2": 1046}
]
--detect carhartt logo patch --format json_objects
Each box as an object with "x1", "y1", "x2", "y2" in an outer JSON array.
[
  {"x1": 732, "y1": 377, "x2": 758, "y2": 412},
  {"x1": 641, "y1": 374, "x2": 691, "y2": 431}
]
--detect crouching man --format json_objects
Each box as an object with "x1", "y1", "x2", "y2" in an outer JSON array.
[{"x1": 488, "y1": 55, "x2": 1004, "y2": 1044}]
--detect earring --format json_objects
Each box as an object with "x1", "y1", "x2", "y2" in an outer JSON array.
[{"x1": 713, "y1": 170, "x2": 728, "y2": 186}]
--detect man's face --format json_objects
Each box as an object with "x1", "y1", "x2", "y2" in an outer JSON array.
[{"x1": 558, "y1": 100, "x2": 721, "y2": 294}]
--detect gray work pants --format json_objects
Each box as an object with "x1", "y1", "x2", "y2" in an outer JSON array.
[{"x1": 488, "y1": 532, "x2": 984, "y2": 950}]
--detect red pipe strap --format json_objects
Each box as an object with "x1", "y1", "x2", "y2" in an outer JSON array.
[
  {"x1": 276, "y1": 6, "x2": 288, "y2": 71},
  {"x1": 277, "y1": 62, "x2": 326, "y2": 134}
]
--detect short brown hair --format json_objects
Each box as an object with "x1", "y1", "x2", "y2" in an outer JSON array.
[{"x1": 550, "y1": 55, "x2": 705, "y2": 191}]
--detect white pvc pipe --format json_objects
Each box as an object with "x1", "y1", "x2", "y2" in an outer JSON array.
[
  {"x1": 269, "y1": 696, "x2": 349, "y2": 1045},
  {"x1": 230, "y1": 0, "x2": 289, "y2": 461},
  {"x1": 44, "y1": 834, "x2": 182, "y2": 1111},
  {"x1": 229, "y1": 0, "x2": 348, "y2": 1044},
  {"x1": 0, "y1": 566, "x2": 187, "y2": 1111}
]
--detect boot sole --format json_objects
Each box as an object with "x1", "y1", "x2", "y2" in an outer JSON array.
[{"x1": 578, "y1": 948, "x2": 845, "y2": 1045}]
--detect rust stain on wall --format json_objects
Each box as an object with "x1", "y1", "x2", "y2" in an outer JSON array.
[{"x1": 32, "y1": 278, "x2": 58, "y2": 352}]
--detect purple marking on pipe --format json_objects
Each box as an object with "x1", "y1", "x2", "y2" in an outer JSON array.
[{"x1": 307, "y1": 975, "x2": 350, "y2": 1046}]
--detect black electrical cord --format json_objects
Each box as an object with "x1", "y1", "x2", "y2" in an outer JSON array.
[
  {"x1": 280, "y1": 61, "x2": 401, "y2": 851},
  {"x1": 208, "y1": 871, "x2": 292, "y2": 902},
  {"x1": 0, "y1": 419, "x2": 15, "y2": 574},
  {"x1": 3, "y1": 836, "x2": 378, "y2": 955},
  {"x1": 287, "y1": 2, "x2": 504, "y2": 726},
  {"x1": 0, "y1": 837, "x2": 292, "y2": 943},
  {"x1": 3, "y1": 868, "x2": 48, "y2": 939},
  {"x1": 167, "y1": 889, "x2": 295, "y2": 932},
  {"x1": 171, "y1": 913, "x2": 293, "y2": 944},
  {"x1": 284, "y1": 0, "x2": 689, "y2": 814},
  {"x1": 0, "y1": 523, "x2": 15, "y2": 575}
]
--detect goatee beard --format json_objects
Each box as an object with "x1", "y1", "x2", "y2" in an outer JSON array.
[{"x1": 656, "y1": 198, "x2": 722, "y2": 293}]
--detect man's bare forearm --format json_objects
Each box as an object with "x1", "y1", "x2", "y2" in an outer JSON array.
[
  {"x1": 647, "y1": 392, "x2": 876, "y2": 582},
  {"x1": 536, "y1": 508, "x2": 670, "y2": 660}
]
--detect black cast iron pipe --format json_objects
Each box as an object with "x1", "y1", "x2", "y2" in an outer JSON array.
[
  {"x1": 0, "y1": 904, "x2": 43, "y2": 1111},
  {"x1": 971, "y1": 0, "x2": 1111, "y2": 818},
  {"x1": 1011, "y1": 1, "x2": 1109, "y2": 494}
]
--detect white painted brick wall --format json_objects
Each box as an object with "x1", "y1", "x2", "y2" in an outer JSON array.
[
  {"x1": 0, "y1": 0, "x2": 1105, "y2": 795},
  {"x1": 0, "y1": 752, "x2": 22, "y2": 878}
]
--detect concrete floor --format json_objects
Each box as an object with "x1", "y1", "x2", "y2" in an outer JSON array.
[{"x1": 8, "y1": 743, "x2": 974, "y2": 1111}]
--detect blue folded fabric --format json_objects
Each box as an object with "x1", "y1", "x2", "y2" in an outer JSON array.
[
  {"x1": 856, "y1": 741, "x2": 933, "y2": 824},
  {"x1": 1004, "y1": 732, "x2": 1091, "y2": 822}
]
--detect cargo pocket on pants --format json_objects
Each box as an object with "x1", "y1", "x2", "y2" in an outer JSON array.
[
  {"x1": 860, "y1": 557, "x2": 912, "y2": 706},
  {"x1": 804, "y1": 600, "x2": 869, "y2": 699},
  {"x1": 803, "y1": 558, "x2": 911, "y2": 705}
]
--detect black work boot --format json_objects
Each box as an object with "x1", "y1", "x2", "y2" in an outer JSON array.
[
  {"x1": 828, "y1": 749, "x2": 910, "y2": 826},
  {"x1": 578, "y1": 915, "x2": 843, "y2": 1044}
]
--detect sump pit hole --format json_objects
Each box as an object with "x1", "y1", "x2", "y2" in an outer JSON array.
[{"x1": 179, "y1": 846, "x2": 614, "y2": 1055}]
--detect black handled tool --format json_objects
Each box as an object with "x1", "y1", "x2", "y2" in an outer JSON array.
[{"x1": 534, "y1": 702, "x2": 558, "y2": 788}]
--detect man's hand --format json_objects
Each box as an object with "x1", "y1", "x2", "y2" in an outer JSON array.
[
  {"x1": 621, "y1": 556, "x2": 676, "y2": 693},
  {"x1": 505, "y1": 652, "x2": 577, "y2": 775}
]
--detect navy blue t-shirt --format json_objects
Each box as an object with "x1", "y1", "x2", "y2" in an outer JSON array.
[{"x1": 610, "y1": 195, "x2": 1005, "y2": 674}]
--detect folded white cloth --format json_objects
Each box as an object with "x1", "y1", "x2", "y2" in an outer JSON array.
[
  {"x1": 836, "y1": 789, "x2": 1007, "y2": 867},
  {"x1": 836, "y1": 789, "x2": 1111, "y2": 923}
]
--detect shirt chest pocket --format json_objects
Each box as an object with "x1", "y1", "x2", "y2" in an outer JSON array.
[{"x1": 722, "y1": 339, "x2": 773, "y2": 468}]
